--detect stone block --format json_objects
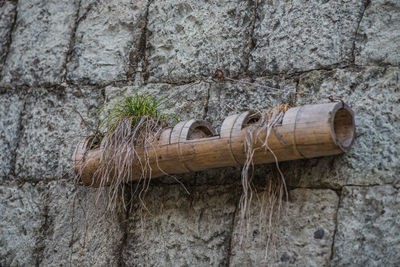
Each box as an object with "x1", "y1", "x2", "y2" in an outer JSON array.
[
  {"x1": 355, "y1": 0, "x2": 400, "y2": 66},
  {"x1": 67, "y1": 0, "x2": 148, "y2": 85},
  {"x1": 39, "y1": 180, "x2": 125, "y2": 266},
  {"x1": 122, "y1": 184, "x2": 239, "y2": 266},
  {"x1": 286, "y1": 66, "x2": 400, "y2": 188},
  {"x1": 0, "y1": 1, "x2": 16, "y2": 73},
  {"x1": 332, "y1": 185, "x2": 400, "y2": 265},
  {"x1": 147, "y1": 0, "x2": 253, "y2": 83},
  {"x1": 0, "y1": 93, "x2": 23, "y2": 178},
  {"x1": 0, "y1": 180, "x2": 125, "y2": 266},
  {"x1": 15, "y1": 87, "x2": 103, "y2": 180},
  {"x1": 0, "y1": 182, "x2": 43, "y2": 266},
  {"x1": 1, "y1": 0, "x2": 78, "y2": 87},
  {"x1": 230, "y1": 189, "x2": 339, "y2": 266},
  {"x1": 249, "y1": 0, "x2": 365, "y2": 75},
  {"x1": 105, "y1": 82, "x2": 209, "y2": 122}
]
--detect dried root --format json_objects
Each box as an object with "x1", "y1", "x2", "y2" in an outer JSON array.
[
  {"x1": 238, "y1": 104, "x2": 290, "y2": 258},
  {"x1": 75, "y1": 93, "x2": 175, "y2": 212}
]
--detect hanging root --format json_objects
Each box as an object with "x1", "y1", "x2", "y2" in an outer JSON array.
[
  {"x1": 238, "y1": 104, "x2": 290, "y2": 255},
  {"x1": 258, "y1": 171, "x2": 286, "y2": 261},
  {"x1": 74, "y1": 94, "x2": 175, "y2": 212},
  {"x1": 93, "y1": 115, "x2": 166, "y2": 211}
]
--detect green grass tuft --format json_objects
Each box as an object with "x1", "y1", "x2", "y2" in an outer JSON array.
[
  {"x1": 99, "y1": 93, "x2": 175, "y2": 136},
  {"x1": 80, "y1": 92, "x2": 179, "y2": 210}
]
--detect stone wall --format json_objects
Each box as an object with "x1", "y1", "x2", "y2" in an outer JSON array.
[{"x1": 0, "y1": 0, "x2": 399, "y2": 266}]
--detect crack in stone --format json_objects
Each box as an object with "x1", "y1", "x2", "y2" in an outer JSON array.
[
  {"x1": 292, "y1": 76, "x2": 300, "y2": 105},
  {"x1": 63, "y1": 0, "x2": 101, "y2": 83},
  {"x1": 329, "y1": 188, "x2": 342, "y2": 263},
  {"x1": 202, "y1": 83, "x2": 211, "y2": 120},
  {"x1": 1, "y1": 174, "x2": 397, "y2": 192},
  {"x1": 1, "y1": 63, "x2": 398, "y2": 92},
  {"x1": 146, "y1": 79, "x2": 203, "y2": 86},
  {"x1": 9, "y1": 93, "x2": 26, "y2": 178},
  {"x1": 243, "y1": 0, "x2": 260, "y2": 75},
  {"x1": 0, "y1": 175, "x2": 75, "y2": 188},
  {"x1": 0, "y1": 0, "x2": 18, "y2": 80},
  {"x1": 128, "y1": 0, "x2": 154, "y2": 84},
  {"x1": 117, "y1": 197, "x2": 131, "y2": 267},
  {"x1": 33, "y1": 192, "x2": 52, "y2": 267},
  {"x1": 351, "y1": 0, "x2": 371, "y2": 64},
  {"x1": 63, "y1": 0, "x2": 81, "y2": 83},
  {"x1": 225, "y1": 193, "x2": 239, "y2": 266}
]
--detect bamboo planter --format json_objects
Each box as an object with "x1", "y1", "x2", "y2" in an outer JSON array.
[{"x1": 73, "y1": 102, "x2": 355, "y2": 187}]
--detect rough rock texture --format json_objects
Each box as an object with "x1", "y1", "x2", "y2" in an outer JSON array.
[
  {"x1": 39, "y1": 180, "x2": 125, "y2": 266},
  {"x1": 0, "y1": 0, "x2": 78, "y2": 87},
  {"x1": 0, "y1": 0, "x2": 399, "y2": 265},
  {"x1": 67, "y1": 0, "x2": 148, "y2": 85},
  {"x1": 230, "y1": 189, "x2": 338, "y2": 267},
  {"x1": 123, "y1": 184, "x2": 239, "y2": 266},
  {"x1": 105, "y1": 81, "x2": 209, "y2": 121},
  {"x1": 0, "y1": 182, "x2": 42, "y2": 266},
  {"x1": 0, "y1": 180, "x2": 125, "y2": 266},
  {"x1": 249, "y1": 0, "x2": 365, "y2": 75},
  {"x1": 332, "y1": 185, "x2": 400, "y2": 266},
  {"x1": 147, "y1": 0, "x2": 253, "y2": 83},
  {"x1": 0, "y1": 93, "x2": 23, "y2": 178},
  {"x1": 14, "y1": 87, "x2": 103, "y2": 180},
  {"x1": 285, "y1": 67, "x2": 400, "y2": 188},
  {"x1": 355, "y1": 0, "x2": 400, "y2": 66},
  {"x1": 0, "y1": 1, "x2": 16, "y2": 73}
]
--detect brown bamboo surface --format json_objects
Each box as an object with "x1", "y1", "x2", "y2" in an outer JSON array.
[{"x1": 73, "y1": 102, "x2": 355, "y2": 187}]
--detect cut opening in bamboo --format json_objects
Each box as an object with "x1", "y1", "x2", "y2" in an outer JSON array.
[
  {"x1": 73, "y1": 102, "x2": 355, "y2": 187},
  {"x1": 333, "y1": 108, "x2": 355, "y2": 150}
]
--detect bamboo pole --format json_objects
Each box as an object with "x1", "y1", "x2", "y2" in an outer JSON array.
[{"x1": 73, "y1": 102, "x2": 355, "y2": 187}]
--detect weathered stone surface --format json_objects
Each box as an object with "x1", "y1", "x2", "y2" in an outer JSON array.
[
  {"x1": 147, "y1": 0, "x2": 253, "y2": 83},
  {"x1": 40, "y1": 180, "x2": 125, "y2": 266},
  {"x1": 0, "y1": 182, "x2": 42, "y2": 266},
  {"x1": 15, "y1": 87, "x2": 103, "y2": 180},
  {"x1": 0, "y1": 0, "x2": 399, "y2": 265},
  {"x1": 105, "y1": 81, "x2": 209, "y2": 121},
  {"x1": 0, "y1": 180, "x2": 125, "y2": 266},
  {"x1": 123, "y1": 184, "x2": 239, "y2": 266},
  {"x1": 0, "y1": 1, "x2": 16, "y2": 73},
  {"x1": 206, "y1": 77, "x2": 296, "y2": 131},
  {"x1": 332, "y1": 185, "x2": 400, "y2": 266},
  {"x1": 67, "y1": 0, "x2": 148, "y2": 85},
  {"x1": 230, "y1": 189, "x2": 338, "y2": 266},
  {"x1": 285, "y1": 66, "x2": 400, "y2": 188},
  {"x1": 355, "y1": 0, "x2": 400, "y2": 66},
  {"x1": 0, "y1": 93, "x2": 22, "y2": 178},
  {"x1": 0, "y1": 0, "x2": 78, "y2": 87},
  {"x1": 249, "y1": 0, "x2": 364, "y2": 75}
]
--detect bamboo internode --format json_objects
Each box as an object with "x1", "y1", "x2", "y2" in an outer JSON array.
[{"x1": 73, "y1": 102, "x2": 355, "y2": 187}]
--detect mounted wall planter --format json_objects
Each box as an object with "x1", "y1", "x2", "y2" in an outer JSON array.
[{"x1": 73, "y1": 102, "x2": 355, "y2": 187}]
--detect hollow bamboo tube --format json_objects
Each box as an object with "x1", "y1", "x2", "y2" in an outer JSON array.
[{"x1": 73, "y1": 102, "x2": 355, "y2": 187}]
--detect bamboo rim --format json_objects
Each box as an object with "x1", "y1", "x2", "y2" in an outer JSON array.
[{"x1": 330, "y1": 104, "x2": 355, "y2": 152}]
